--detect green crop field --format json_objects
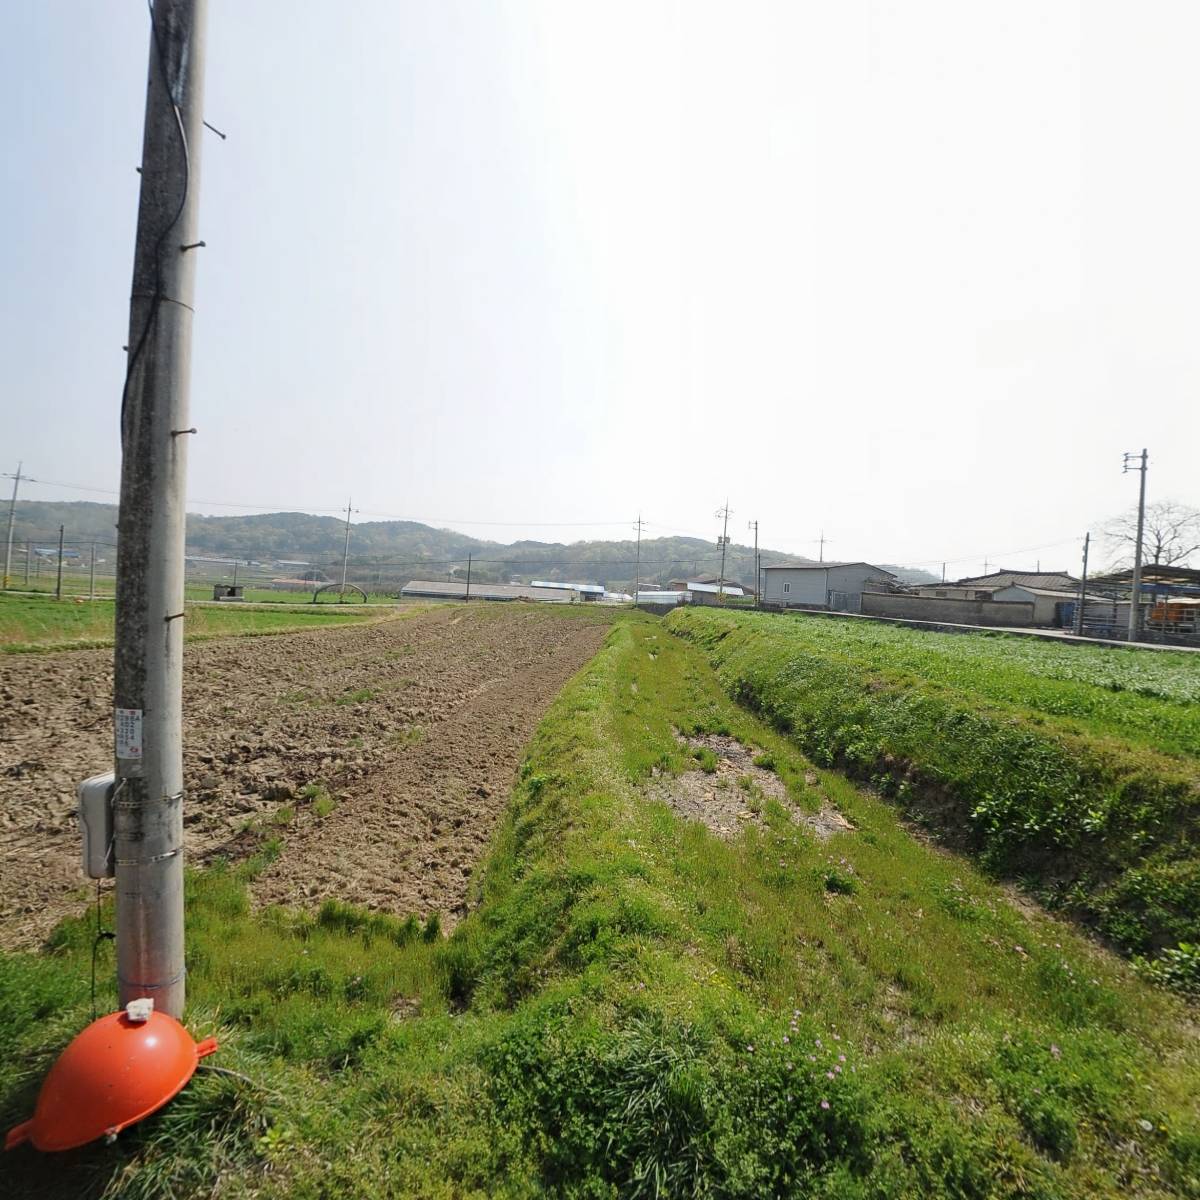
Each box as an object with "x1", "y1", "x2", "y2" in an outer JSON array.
[
  {"x1": 4, "y1": 616, "x2": 1199, "y2": 1198},
  {"x1": 742, "y1": 614, "x2": 1200, "y2": 758},
  {"x1": 0, "y1": 593, "x2": 387, "y2": 653}
]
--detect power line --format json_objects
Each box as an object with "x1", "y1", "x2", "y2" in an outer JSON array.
[{"x1": 16, "y1": 470, "x2": 1086, "y2": 579}]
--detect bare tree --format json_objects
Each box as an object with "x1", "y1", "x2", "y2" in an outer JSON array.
[{"x1": 1103, "y1": 499, "x2": 1200, "y2": 570}]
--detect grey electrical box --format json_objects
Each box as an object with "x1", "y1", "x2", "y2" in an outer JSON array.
[{"x1": 79, "y1": 772, "x2": 116, "y2": 879}]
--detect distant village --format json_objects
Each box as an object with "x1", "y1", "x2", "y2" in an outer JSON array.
[
  {"x1": 396, "y1": 561, "x2": 1200, "y2": 643},
  {"x1": 174, "y1": 549, "x2": 1200, "y2": 644}
]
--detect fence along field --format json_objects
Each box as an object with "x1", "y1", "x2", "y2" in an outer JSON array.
[{"x1": 667, "y1": 607, "x2": 1200, "y2": 987}]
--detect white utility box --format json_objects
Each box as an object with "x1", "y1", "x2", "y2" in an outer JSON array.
[{"x1": 78, "y1": 772, "x2": 116, "y2": 879}]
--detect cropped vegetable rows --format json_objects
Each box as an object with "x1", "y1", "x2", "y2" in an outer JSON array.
[{"x1": 740, "y1": 615, "x2": 1200, "y2": 758}]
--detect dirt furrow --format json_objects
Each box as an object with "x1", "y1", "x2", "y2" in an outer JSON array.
[{"x1": 0, "y1": 605, "x2": 610, "y2": 947}]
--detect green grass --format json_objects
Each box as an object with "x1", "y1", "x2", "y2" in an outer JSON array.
[
  {"x1": 667, "y1": 607, "x2": 1200, "y2": 967},
  {"x1": 0, "y1": 593, "x2": 388, "y2": 652},
  {"x1": 3, "y1": 616, "x2": 1198, "y2": 1197}
]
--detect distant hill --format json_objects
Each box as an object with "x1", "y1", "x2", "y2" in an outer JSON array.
[{"x1": 7, "y1": 500, "x2": 937, "y2": 590}]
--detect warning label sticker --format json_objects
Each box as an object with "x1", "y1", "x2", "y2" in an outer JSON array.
[{"x1": 115, "y1": 708, "x2": 143, "y2": 759}]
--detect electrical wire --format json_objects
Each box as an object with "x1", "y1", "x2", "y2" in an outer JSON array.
[
  {"x1": 90, "y1": 879, "x2": 116, "y2": 1021},
  {"x1": 119, "y1": 1, "x2": 191, "y2": 434},
  {"x1": 88, "y1": 779, "x2": 124, "y2": 1020},
  {"x1": 15, "y1": 470, "x2": 1087, "y2": 578}
]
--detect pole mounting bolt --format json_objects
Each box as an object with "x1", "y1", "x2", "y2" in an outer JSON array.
[
  {"x1": 170, "y1": 428, "x2": 197, "y2": 437},
  {"x1": 179, "y1": 241, "x2": 206, "y2": 253}
]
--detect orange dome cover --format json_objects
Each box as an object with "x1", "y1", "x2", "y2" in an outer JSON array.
[{"x1": 5, "y1": 1010, "x2": 218, "y2": 1153}]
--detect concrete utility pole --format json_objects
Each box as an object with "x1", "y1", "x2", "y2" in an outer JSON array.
[
  {"x1": 3, "y1": 462, "x2": 28, "y2": 590},
  {"x1": 1123, "y1": 449, "x2": 1148, "y2": 640},
  {"x1": 633, "y1": 514, "x2": 644, "y2": 602},
  {"x1": 464, "y1": 553, "x2": 472, "y2": 602},
  {"x1": 90, "y1": 543, "x2": 97, "y2": 600},
  {"x1": 339, "y1": 498, "x2": 354, "y2": 601},
  {"x1": 55, "y1": 525, "x2": 65, "y2": 600},
  {"x1": 1074, "y1": 532, "x2": 1090, "y2": 636},
  {"x1": 716, "y1": 502, "x2": 731, "y2": 605},
  {"x1": 818, "y1": 530, "x2": 827, "y2": 563},
  {"x1": 114, "y1": 0, "x2": 209, "y2": 1021},
  {"x1": 748, "y1": 519, "x2": 759, "y2": 608}
]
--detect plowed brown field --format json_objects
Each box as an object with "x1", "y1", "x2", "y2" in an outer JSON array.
[{"x1": 0, "y1": 604, "x2": 611, "y2": 948}]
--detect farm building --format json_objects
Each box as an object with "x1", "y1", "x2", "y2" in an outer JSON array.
[
  {"x1": 667, "y1": 579, "x2": 746, "y2": 606},
  {"x1": 911, "y1": 584, "x2": 1003, "y2": 601},
  {"x1": 635, "y1": 589, "x2": 690, "y2": 611},
  {"x1": 761, "y1": 562, "x2": 896, "y2": 612},
  {"x1": 1149, "y1": 597, "x2": 1200, "y2": 634},
  {"x1": 401, "y1": 580, "x2": 574, "y2": 603},
  {"x1": 952, "y1": 569, "x2": 1079, "y2": 592},
  {"x1": 1089, "y1": 565, "x2": 1200, "y2": 644},
  {"x1": 531, "y1": 580, "x2": 606, "y2": 600},
  {"x1": 990, "y1": 585, "x2": 1086, "y2": 627},
  {"x1": 669, "y1": 575, "x2": 756, "y2": 597}
]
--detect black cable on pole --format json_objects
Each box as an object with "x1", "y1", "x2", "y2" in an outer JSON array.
[{"x1": 120, "y1": 1, "x2": 192, "y2": 433}]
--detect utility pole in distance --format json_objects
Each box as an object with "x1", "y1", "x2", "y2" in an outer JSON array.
[
  {"x1": 748, "y1": 519, "x2": 758, "y2": 608},
  {"x1": 114, "y1": 0, "x2": 209, "y2": 1021},
  {"x1": 464, "y1": 553, "x2": 472, "y2": 602},
  {"x1": 3, "y1": 462, "x2": 29, "y2": 590},
  {"x1": 339, "y1": 498, "x2": 357, "y2": 602},
  {"x1": 1074, "y1": 532, "x2": 1090, "y2": 636},
  {"x1": 55, "y1": 525, "x2": 65, "y2": 600},
  {"x1": 633, "y1": 514, "x2": 644, "y2": 603},
  {"x1": 1123, "y1": 449, "x2": 1148, "y2": 640},
  {"x1": 716, "y1": 502, "x2": 732, "y2": 605}
]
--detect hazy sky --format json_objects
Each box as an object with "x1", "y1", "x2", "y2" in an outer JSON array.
[{"x1": 4, "y1": 2, "x2": 1198, "y2": 574}]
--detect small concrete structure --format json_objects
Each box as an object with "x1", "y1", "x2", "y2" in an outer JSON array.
[
  {"x1": 211, "y1": 584, "x2": 245, "y2": 602},
  {"x1": 991, "y1": 585, "x2": 1088, "y2": 627}
]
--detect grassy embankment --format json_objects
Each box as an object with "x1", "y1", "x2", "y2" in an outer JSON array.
[
  {"x1": 668, "y1": 608, "x2": 1200, "y2": 983},
  {"x1": 0, "y1": 593, "x2": 389, "y2": 653},
  {"x1": 4, "y1": 617, "x2": 1199, "y2": 1197}
]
